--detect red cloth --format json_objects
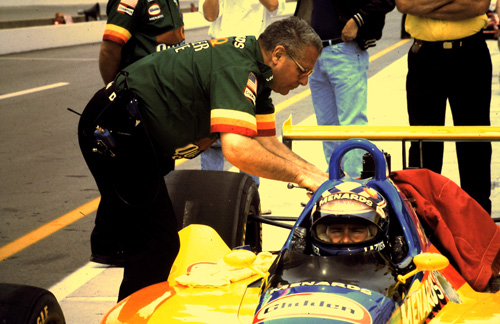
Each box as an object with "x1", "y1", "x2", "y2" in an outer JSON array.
[{"x1": 391, "y1": 169, "x2": 500, "y2": 291}]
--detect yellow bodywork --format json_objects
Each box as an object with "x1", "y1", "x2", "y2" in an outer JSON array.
[
  {"x1": 101, "y1": 224, "x2": 500, "y2": 324},
  {"x1": 101, "y1": 225, "x2": 261, "y2": 324}
]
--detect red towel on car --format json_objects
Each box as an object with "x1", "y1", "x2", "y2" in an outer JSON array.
[{"x1": 391, "y1": 169, "x2": 500, "y2": 291}]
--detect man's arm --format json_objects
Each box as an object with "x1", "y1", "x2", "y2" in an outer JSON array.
[
  {"x1": 344, "y1": 0, "x2": 395, "y2": 42},
  {"x1": 259, "y1": 0, "x2": 279, "y2": 12},
  {"x1": 254, "y1": 135, "x2": 327, "y2": 176},
  {"x1": 99, "y1": 40, "x2": 122, "y2": 85},
  {"x1": 201, "y1": 0, "x2": 219, "y2": 22},
  {"x1": 396, "y1": 0, "x2": 490, "y2": 20},
  {"x1": 220, "y1": 133, "x2": 328, "y2": 193}
]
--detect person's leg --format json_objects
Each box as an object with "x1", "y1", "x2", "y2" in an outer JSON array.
[
  {"x1": 309, "y1": 47, "x2": 340, "y2": 167},
  {"x1": 115, "y1": 122, "x2": 179, "y2": 301},
  {"x1": 79, "y1": 87, "x2": 180, "y2": 300},
  {"x1": 329, "y1": 42, "x2": 369, "y2": 176},
  {"x1": 406, "y1": 44, "x2": 448, "y2": 172},
  {"x1": 448, "y1": 36, "x2": 492, "y2": 213},
  {"x1": 201, "y1": 139, "x2": 224, "y2": 171},
  {"x1": 310, "y1": 42, "x2": 368, "y2": 175},
  {"x1": 118, "y1": 174, "x2": 179, "y2": 301},
  {"x1": 78, "y1": 87, "x2": 126, "y2": 266}
]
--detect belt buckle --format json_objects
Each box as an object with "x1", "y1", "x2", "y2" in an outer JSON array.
[{"x1": 443, "y1": 41, "x2": 453, "y2": 49}]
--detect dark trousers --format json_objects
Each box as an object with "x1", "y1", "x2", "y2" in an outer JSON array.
[
  {"x1": 77, "y1": 85, "x2": 179, "y2": 301},
  {"x1": 406, "y1": 33, "x2": 492, "y2": 214}
]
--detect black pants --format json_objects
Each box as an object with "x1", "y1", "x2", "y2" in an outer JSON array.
[
  {"x1": 406, "y1": 32, "x2": 492, "y2": 214},
  {"x1": 77, "y1": 85, "x2": 179, "y2": 301}
]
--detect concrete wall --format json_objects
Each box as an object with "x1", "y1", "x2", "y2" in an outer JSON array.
[
  {"x1": 0, "y1": 21, "x2": 105, "y2": 55},
  {"x1": 0, "y1": 2, "x2": 296, "y2": 55},
  {"x1": 0, "y1": 12, "x2": 210, "y2": 55}
]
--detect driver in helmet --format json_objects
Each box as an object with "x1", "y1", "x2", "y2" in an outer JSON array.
[
  {"x1": 320, "y1": 219, "x2": 377, "y2": 244},
  {"x1": 310, "y1": 183, "x2": 389, "y2": 256}
]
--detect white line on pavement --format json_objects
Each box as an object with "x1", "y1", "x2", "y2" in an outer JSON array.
[
  {"x1": 0, "y1": 82, "x2": 69, "y2": 100},
  {"x1": 49, "y1": 262, "x2": 110, "y2": 301}
]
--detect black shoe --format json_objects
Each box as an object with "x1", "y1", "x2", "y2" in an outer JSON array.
[{"x1": 90, "y1": 250, "x2": 125, "y2": 267}]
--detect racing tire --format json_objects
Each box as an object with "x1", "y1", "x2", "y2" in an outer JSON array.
[
  {"x1": 165, "y1": 170, "x2": 263, "y2": 252},
  {"x1": 0, "y1": 283, "x2": 65, "y2": 324}
]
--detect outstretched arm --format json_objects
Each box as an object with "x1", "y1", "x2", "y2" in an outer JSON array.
[
  {"x1": 220, "y1": 133, "x2": 328, "y2": 193},
  {"x1": 254, "y1": 135, "x2": 326, "y2": 176}
]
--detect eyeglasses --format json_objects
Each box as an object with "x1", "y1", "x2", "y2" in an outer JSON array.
[{"x1": 287, "y1": 52, "x2": 314, "y2": 77}]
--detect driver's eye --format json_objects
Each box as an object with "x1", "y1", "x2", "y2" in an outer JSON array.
[{"x1": 329, "y1": 227, "x2": 344, "y2": 234}]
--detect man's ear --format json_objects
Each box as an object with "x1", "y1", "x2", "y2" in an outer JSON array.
[{"x1": 272, "y1": 45, "x2": 287, "y2": 65}]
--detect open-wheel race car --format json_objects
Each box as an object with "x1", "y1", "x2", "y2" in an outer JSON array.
[{"x1": 97, "y1": 138, "x2": 500, "y2": 324}]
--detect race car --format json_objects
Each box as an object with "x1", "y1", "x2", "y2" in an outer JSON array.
[{"x1": 98, "y1": 138, "x2": 500, "y2": 324}]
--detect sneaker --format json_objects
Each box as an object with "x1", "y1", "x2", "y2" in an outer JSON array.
[{"x1": 90, "y1": 250, "x2": 125, "y2": 267}]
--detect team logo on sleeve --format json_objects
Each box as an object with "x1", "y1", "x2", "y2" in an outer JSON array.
[
  {"x1": 149, "y1": 3, "x2": 161, "y2": 16},
  {"x1": 244, "y1": 73, "x2": 257, "y2": 106},
  {"x1": 117, "y1": 2, "x2": 135, "y2": 16}
]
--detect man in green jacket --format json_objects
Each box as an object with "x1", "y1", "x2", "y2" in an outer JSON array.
[{"x1": 78, "y1": 16, "x2": 327, "y2": 301}]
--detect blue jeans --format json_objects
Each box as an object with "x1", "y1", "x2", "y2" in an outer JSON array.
[
  {"x1": 201, "y1": 139, "x2": 261, "y2": 187},
  {"x1": 309, "y1": 41, "x2": 369, "y2": 176}
]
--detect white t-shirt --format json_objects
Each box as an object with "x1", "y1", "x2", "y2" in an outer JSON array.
[{"x1": 199, "y1": 0, "x2": 286, "y2": 38}]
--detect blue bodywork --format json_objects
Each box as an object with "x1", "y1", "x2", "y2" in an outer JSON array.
[{"x1": 253, "y1": 139, "x2": 428, "y2": 323}]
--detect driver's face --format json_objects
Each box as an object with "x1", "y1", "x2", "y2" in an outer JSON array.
[{"x1": 327, "y1": 224, "x2": 369, "y2": 243}]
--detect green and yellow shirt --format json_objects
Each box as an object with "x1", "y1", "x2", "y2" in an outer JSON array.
[
  {"x1": 103, "y1": 0, "x2": 185, "y2": 68},
  {"x1": 115, "y1": 36, "x2": 276, "y2": 160}
]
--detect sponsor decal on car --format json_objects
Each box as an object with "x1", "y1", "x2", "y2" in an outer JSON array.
[
  {"x1": 253, "y1": 293, "x2": 372, "y2": 324},
  {"x1": 400, "y1": 273, "x2": 448, "y2": 324},
  {"x1": 270, "y1": 281, "x2": 373, "y2": 296}
]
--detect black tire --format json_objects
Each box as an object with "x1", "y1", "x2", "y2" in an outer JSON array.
[
  {"x1": 0, "y1": 283, "x2": 65, "y2": 324},
  {"x1": 165, "y1": 170, "x2": 262, "y2": 252}
]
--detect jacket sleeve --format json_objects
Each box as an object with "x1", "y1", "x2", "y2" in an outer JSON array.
[{"x1": 355, "y1": 0, "x2": 395, "y2": 28}]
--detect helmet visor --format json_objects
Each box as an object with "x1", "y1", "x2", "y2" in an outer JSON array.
[{"x1": 314, "y1": 217, "x2": 378, "y2": 244}]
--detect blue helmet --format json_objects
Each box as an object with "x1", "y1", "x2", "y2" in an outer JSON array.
[{"x1": 310, "y1": 182, "x2": 389, "y2": 256}]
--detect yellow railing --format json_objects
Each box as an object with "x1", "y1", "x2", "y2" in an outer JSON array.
[
  {"x1": 282, "y1": 116, "x2": 500, "y2": 168},
  {"x1": 282, "y1": 116, "x2": 500, "y2": 145}
]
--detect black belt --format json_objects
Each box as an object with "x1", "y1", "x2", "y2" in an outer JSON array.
[
  {"x1": 322, "y1": 38, "x2": 343, "y2": 47},
  {"x1": 415, "y1": 31, "x2": 483, "y2": 50}
]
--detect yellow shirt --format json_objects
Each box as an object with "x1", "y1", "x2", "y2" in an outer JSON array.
[{"x1": 405, "y1": 14, "x2": 488, "y2": 41}]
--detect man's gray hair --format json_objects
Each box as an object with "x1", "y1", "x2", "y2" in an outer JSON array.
[{"x1": 259, "y1": 16, "x2": 322, "y2": 60}]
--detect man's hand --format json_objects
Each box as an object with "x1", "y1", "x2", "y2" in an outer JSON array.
[
  {"x1": 201, "y1": 0, "x2": 219, "y2": 22},
  {"x1": 341, "y1": 18, "x2": 359, "y2": 42},
  {"x1": 259, "y1": 0, "x2": 279, "y2": 12},
  {"x1": 295, "y1": 170, "x2": 329, "y2": 194}
]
